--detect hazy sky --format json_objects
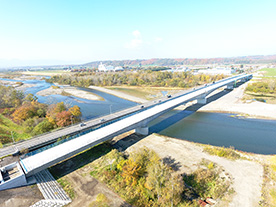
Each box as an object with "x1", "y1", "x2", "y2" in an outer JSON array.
[{"x1": 0, "y1": 0, "x2": 276, "y2": 67}]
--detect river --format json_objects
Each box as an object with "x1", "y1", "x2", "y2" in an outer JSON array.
[
  {"x1": 0, "y1": 77, "x2": 137, "y2": 120},
  {"x1": 150, "y1": 109, "x2": 276, "y2": 155},
  {"x1": 1, "y1": 77, "x2": 276, "y2": 154}
]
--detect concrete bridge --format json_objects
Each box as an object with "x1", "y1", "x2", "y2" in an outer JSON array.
[{"x1": 0, "y1": 73, "x2": 252, "y2": 190}]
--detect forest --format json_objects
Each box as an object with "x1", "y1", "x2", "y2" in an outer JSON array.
[
  {"x1": 47, "y1": 71, "x2": 226, "y2": 88},
  {"x1": 0, "y1": 85, "x2": 81, "y2": 147}
]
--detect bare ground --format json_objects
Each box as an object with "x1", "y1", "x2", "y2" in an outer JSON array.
[
  {"x1": 0, "y1": 185, "x2": 43, "y2": 207},
  {"x1": 0, "y1": 132, "x2": 265, "y2": 207},
  {"x1": 120, "y1": 133, "x2": 263, "y2": 207}
]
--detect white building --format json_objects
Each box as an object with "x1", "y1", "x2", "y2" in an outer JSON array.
[
  {"x1": 98, "y1": 63, "x2": 114, "y2": 72},
  {"x1": 98, "y1": 63, "x2": 124, "y2": 72}
]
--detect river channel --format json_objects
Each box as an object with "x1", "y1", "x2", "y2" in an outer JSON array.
[
  {"x1": 1, "y1": 77, "x2": 276, "y2": 154},
  {"x1": 0, "y1": 77, "x2": 137, "y2": 120}
]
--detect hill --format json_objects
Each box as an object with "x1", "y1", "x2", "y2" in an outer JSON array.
[{"x1": 83, "y1": 55, "x2": 276, "y2": 67}]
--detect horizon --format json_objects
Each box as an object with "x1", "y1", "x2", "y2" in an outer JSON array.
[
  {"x1": 0, "y1": 54, "x2": 276, "y2": 69},
  {"x1": 0, "y1": 0, "x2": 276, "y2": 67}
]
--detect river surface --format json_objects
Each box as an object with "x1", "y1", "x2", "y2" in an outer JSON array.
[
  {"x1": 1, "y1": 77, "x2": 276, "y2": 154},
  {"x1": 150, "y1": 109, "x2": 276, "y2": 155},
  {"x1": 0, "y1": 77, "x2": 137, "y2": 120}
]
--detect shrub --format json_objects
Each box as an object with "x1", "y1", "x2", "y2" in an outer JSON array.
[{"x1": 203, "y1": 145, "x2": 241, "y2": 160}]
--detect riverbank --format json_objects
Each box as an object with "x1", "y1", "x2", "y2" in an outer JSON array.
[
  {"x1": 89, "y1": 85, "x2": 147, "y2": 103},
  {"x1": 198, "y1": 82, "x2": 276, "y2": 120},
  {"x1": 37, "y1": 86, "x2": 104, "y2": 101}
]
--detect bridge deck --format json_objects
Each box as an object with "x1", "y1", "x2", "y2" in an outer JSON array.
[{"x1": 20, "y1": 74, "x2": 252, "y2": 176}]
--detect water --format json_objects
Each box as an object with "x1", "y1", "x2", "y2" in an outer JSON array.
[
  {"x1": 149, "y1": 110, "x2": 276, "y2": 154},
  {"x1": 0, "y1": 77, "x2": 137, "y2": 120},
  {"x1": 2, "y1": 77, "x2": 276, "y2": 154}
]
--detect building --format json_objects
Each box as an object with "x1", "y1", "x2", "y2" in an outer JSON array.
[
  {"x1": 98, "y1": 62, "x2": 114, "y2": 72},
  {"x1": 197, "y1": 67, "x2": 235, "y2": 75}
]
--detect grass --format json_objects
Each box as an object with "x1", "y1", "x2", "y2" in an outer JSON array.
[
  {"x1": 0, "y1": 114, "x2": 30, "y2": 144},
  {"x1": 183, "y1": 166, "x2": 231, "y2": 200},
  {"x1": 260, "y1": 155, "x2": 276, "y2": 206},
  {"x1": 243, "y1": 92, "x2": 276, "y2": 104},
  {"x1": 57, "y1": 178, "x2": 75, "y2": 199},
  {"x1": 260, "y1": 68, "x2": 276, "y2": 77},
  {"x1": 203, "y1": 145, "x2": 241, "y2": 160}
]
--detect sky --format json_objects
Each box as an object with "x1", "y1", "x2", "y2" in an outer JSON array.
[{"x1": 0, "y1": 0, "x2": 276, "y2": 67}]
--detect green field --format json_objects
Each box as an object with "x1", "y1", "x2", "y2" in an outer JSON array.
[
  {"x1": 0, "y1": 114, "x2": 30, "y2": 146},
  {"x1": 260, "y1": 68, "x2": 276, "y2": 77}
]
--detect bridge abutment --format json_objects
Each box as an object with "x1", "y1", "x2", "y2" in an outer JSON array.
[{"x1": 135, "y1": 126, "x2": 149, "y2": 135}]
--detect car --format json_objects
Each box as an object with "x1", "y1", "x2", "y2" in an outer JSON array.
[
  {"x1": 140, "y1": 105, "x2": 144, "y2": 108},
  {"x1": 167, "y1": 95, "x2": 171, "y2": 98},
  {"x1": 100, "y1": 118, "x2": 105, "y2": 122},
  {"x1": 213, "y1": 81, "x2": 215, "y2": 84},
  {"x1": 79, "y1": 123, "x2": 86, "y2": 127},
  {"x1": 158, "y1": 100, "x2": 162, "y2": 103}
]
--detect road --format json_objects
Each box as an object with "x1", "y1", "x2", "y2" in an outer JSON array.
[{"x1": 0, "y1": 74, "x2": 251, "y2": 159}]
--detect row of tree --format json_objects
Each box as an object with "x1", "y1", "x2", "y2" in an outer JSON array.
[{"x1": 47, "y1": 71, "x2": 226, "y2": 88}]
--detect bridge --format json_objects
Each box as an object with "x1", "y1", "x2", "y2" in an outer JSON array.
[{"x1": 0, "y1": 73, "x2": 252, "y2": 190}]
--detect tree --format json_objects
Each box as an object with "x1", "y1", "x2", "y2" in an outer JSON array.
[
  {"x1": 24, "y1": 93, "x2": 38, "y2": 102},
  {"x1": 12, "y1": 104, "x2": 36, "y2": 122},
  {"x1": 69, "y1": 105, "x2": 82, "y2": 117},
  {"x1": 55, "y1": 111, "x2": 72, "y2": 127},
  {"x1": 31, "y1": 119, "x2": 54, "y2": 136},
  {"x1": 121, "y1": 159, "x2": 142, "y2": 186}
]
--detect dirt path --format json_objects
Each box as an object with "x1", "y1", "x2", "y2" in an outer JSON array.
[{"x1": 124, "y1": 134, "x2": 263, "y2": 207}]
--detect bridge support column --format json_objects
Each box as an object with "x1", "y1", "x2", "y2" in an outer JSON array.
[
  {"x1": 226, "y1": 84, "x2": 234, "y2": 90},
  {"x1": 135, "y1": 126, "x2": 149, "y2": 135},
  {"x1": 197, "y1": 97, "x2": 207, "y2": 104}
]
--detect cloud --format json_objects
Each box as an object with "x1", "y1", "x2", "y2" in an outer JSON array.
[
  {"x1": 125, "y1": 30, "x2": 143, "y2": 49},
  {"x1": 154, "y1": 37, "x2": 163, "y2": 42}
]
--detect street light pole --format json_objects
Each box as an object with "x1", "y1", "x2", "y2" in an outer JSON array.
[
  {"x1": 11, "y1": 131, "x2": 15, "y2": 144},
  {"x1": 71, "y1": 115, "x2": 73, "y2": 126}
]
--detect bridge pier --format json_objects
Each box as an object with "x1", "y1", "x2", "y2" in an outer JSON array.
[
  {"x1": 135, "y1": 126, "x2": 149, "y2": 135},
  {"x1": 226, "y1": 84, "x2": 234, "y2": 90},
  {"x1": 197, "y1": 97, "x2": 207, "y2": 104}
]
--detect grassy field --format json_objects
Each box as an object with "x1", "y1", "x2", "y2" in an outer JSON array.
[
  {"x1": 106, "y1": 86, "x2": 182, "y2": 100},
  {"x1": 0, "y1": 114, "x2": 30, "y2": 146},
  {"x1": 260, "y1": 68, "x2": 276, "y2": 77}
]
